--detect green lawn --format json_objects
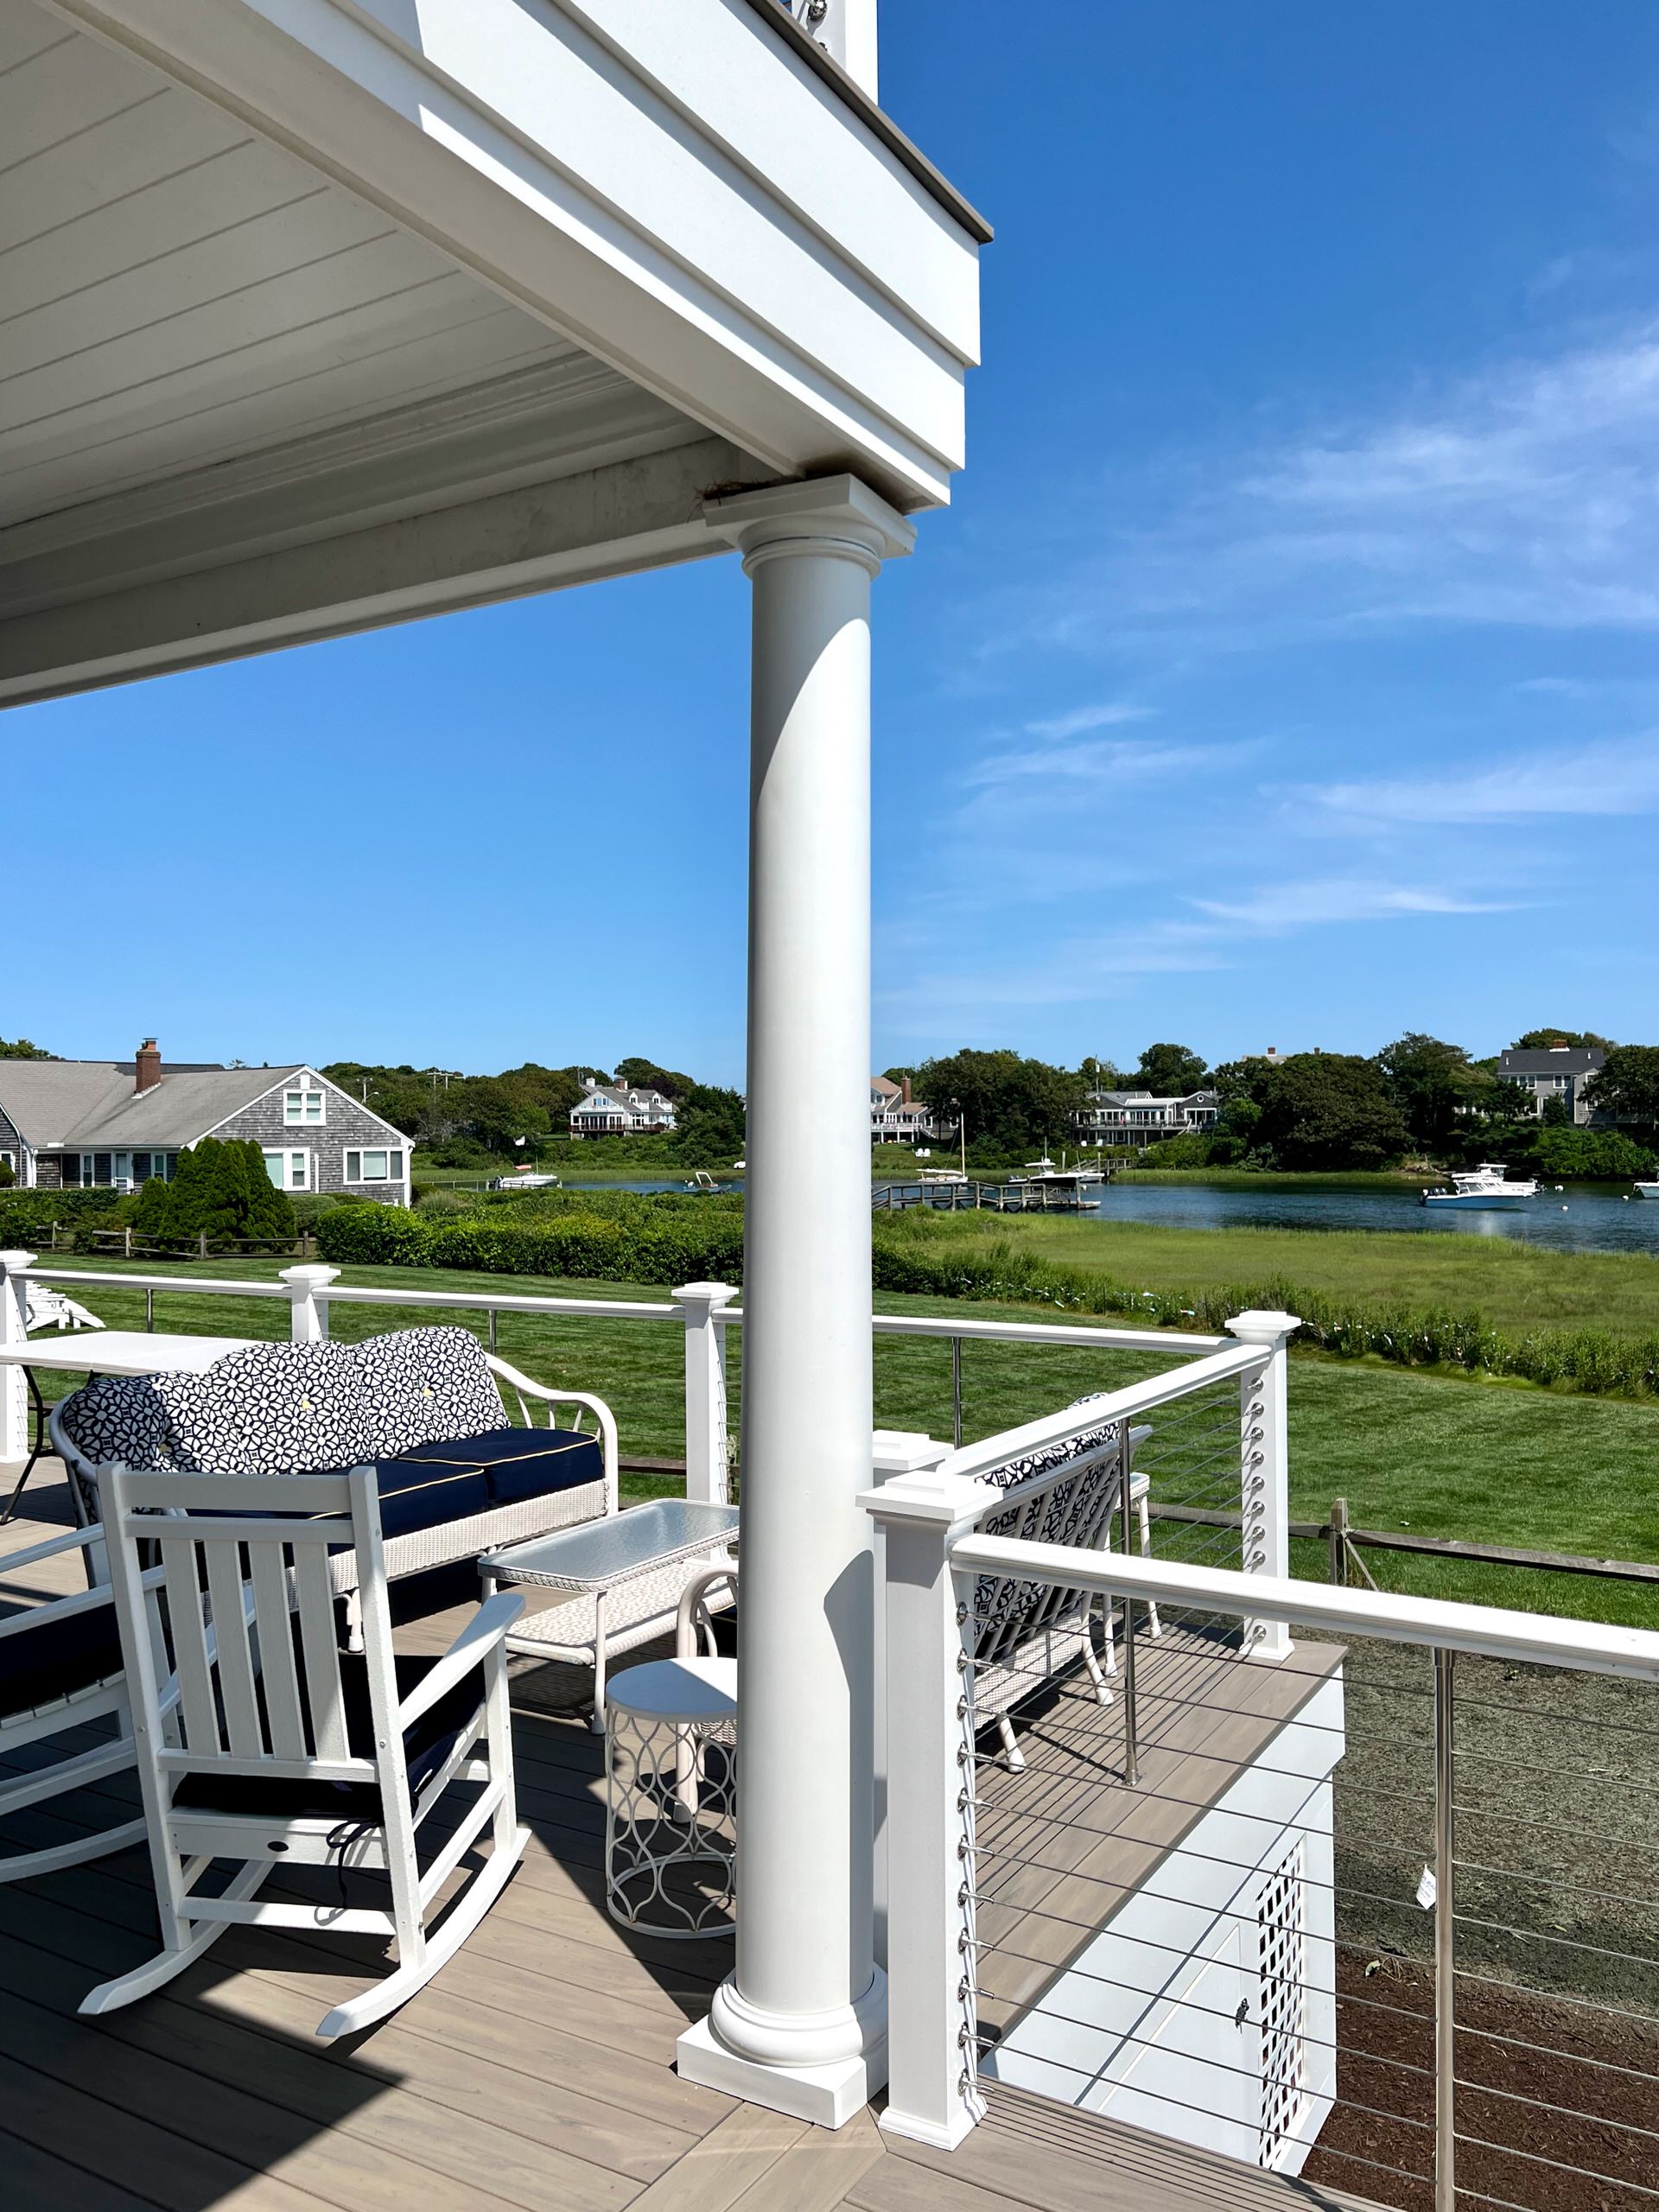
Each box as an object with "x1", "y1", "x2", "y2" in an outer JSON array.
[
  {"x1": 25, "y1": 1254, "x2": 1659, "y2": 1626},
  {"x1": 899, "y1": 1209, "x2": 1659, "y2": 1343}
]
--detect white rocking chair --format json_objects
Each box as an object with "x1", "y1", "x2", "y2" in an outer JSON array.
[
  {"x1": 79, "y1": 1461, "x2": 528, "y2": 2040},
  {"x1": 0, "y1": 1523, "x2": 149, "y2": 1881}
]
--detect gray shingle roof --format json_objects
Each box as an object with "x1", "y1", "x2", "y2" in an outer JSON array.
[
  {"x1": 0, "y1": 1061, "x2": 302, "y2": 1148},
  {"x1": 1497, "y1": 1048, "x2": 1604, "y2": 1077}
]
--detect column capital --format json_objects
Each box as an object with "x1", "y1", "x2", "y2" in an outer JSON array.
[{"x1": 704, "y1": 474, "x2": 916, "y2": 574}]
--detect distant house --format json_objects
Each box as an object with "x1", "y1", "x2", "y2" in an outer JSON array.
[
  {"x1": 1076, "y1": 1088, "x2": 1220, "y2": 1152},
  {"x1": 869, "y1": 1075, "x2": 939, "y2": 1147},
  {"x1": 1497, "y1": 1046, "x2": 1605, "y2": 1126},
  {"x1": 569, "y1": 1077, "x2": 677, "y2": 1138},
  {"x1": 0, "y1": 1041, "x2": 410, "y2": 1204}
]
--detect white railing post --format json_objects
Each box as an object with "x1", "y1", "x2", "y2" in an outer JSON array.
[
  {"x1": 1225, "y1": 1309, "x2": 1300, "y2": 1662},
  {"x1": 280, "y1": 1262, "x2": 340, "y2": 1344},
  {"x1": 861, "y1": 1465, "x2": 1002, "y2": 2151},
  {"x1": 0, "y1": 1250, "x2": 34, "y2": 1464},
  {"x1": 677, "y1": 1281, "x2": 737, "y2": 1504},
  {"x1": 869, "y1": 1432, "x2": 952, "y2": 1974}
]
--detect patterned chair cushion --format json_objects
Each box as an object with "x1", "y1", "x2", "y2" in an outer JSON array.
[
  {"x1": 352, "y1": 1327, "x2": 506, "y2": 1457},
  {"x1": 381, "y1": 1427, "x2": 605, "y2": 1509},
  {"x1": 56, "y1": 1374, "x2": 172, "y2": 1472},
  {"x1": 58, "y1": 1325, "x2": 510, "y2": 1484}
]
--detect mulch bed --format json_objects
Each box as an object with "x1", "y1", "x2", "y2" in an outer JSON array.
[{"x1": 1300, "y1": 1951, "x2": 1659, "y2": 2212}]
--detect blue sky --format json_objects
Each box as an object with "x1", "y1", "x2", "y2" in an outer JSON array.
[{"x1": 9, "y1": 2, "x2": 1659, "y2": 1083}]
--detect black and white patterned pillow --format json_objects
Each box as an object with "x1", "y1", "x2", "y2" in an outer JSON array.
[
  {"x1": 156, "y1": 1342, "x2": 372, "y2": 1476},
  {"x1": 58, "y1": 1374, "x2": 172, "y2": 1471},
  {"x1": 353, "y1": 1326, "x2": 505, "y2": 1454},
  {"x1": 60, "y1": 1324, "x2": 508, "y2": 1485}
]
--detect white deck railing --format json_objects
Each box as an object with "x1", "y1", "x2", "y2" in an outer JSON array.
[
  {"x1": 864, "y1": 1452, "x2": 1659, "y2": 2209},
  {"x1": 0, "y1": 1252, "x2": 1245, "y2": 1510}
]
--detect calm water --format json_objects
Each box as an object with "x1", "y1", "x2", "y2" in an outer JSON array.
[{"x1": 556, "y1": 1174, "x2": 1659, "y2": 1256}]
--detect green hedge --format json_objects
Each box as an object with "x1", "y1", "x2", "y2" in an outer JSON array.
[
  {"x1": 315, "y1": 1200, "x2": 744, "y2": 1284},
  {"x1": 0, "y1": 1189, "x2": 123, "y2": 1242}
]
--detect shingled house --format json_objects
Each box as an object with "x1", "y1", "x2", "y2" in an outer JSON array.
[{"x1": 0, "y1": 1042, "x2": 410, "y2": 1205}]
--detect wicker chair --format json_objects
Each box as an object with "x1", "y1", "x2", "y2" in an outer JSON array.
[{"x1": 50, "y1": 1326, "x2": 617, "y2": 1641}]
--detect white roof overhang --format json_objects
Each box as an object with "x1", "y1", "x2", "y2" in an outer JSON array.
[{"x1": 0, "y1": 0, "x2": 982, "y2": 703}]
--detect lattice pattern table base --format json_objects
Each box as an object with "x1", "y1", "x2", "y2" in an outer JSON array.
[{"x1": 604, "y1": 1657, "x2": 737, "y2": 1940}]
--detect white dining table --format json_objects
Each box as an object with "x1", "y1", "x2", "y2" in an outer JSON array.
[{"x1": 0, "y1": 1329, "x2": 262, "y2": 1522}]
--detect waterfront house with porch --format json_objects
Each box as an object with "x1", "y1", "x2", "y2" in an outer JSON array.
[
  {"x1": 0, "y1": 1044, "x2": 410, "y2": 1204},
  {"x1": 569, "y1": 1079, "x2": 679, "y2": 1139},
  {"x1": 1077, "y1": 1088, "x2": 1221, "y2": 1152}
]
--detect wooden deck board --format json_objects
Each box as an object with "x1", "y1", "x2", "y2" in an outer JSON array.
[{"x1": 3, "y1": 1459, "x2": 1367, "y2": 2212}]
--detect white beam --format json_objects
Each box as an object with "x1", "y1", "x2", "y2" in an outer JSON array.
[{"x1": 0, "y1": 433, "x2": 747, "y2": 704}]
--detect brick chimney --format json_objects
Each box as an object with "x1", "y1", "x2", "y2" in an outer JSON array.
[
  {"x1": 135, "y1": 1039, "x2": 162, "y2": 1093},
  {"x1": 900, "y1": 1076, "x2": 912, "y2": 1105}
]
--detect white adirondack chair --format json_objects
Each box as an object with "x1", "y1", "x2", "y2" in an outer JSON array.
[
  {"x1": 79, "y1": 1461, "x2": 528, "y2": 2039},
  {"x1": 26, "y1": 1285, "x2": 105, "y2": 1334},
  {"x1": 0, "y1": 1523, "x2": 149, "y2": 1881}
]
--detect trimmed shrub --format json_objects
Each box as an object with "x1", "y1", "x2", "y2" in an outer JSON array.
[{"x1": 0, "y1": 1188, "x2": 123, "y2": 1242}]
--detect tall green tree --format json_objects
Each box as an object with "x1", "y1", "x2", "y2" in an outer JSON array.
[
  {"x1": 671, "y1": 1084, "x2": 747, "y2": 1163},
  {"x1": 135, "y1": 1139, "x2": 294, "y2": 1242},
  {"x1": 912, "y1": 1050, "x2": 1085, "y2": 1157},
  {"x1": 1513, "y1": 1027, "x2": 1617, "y2": 1052},
  {"x1": 1375, "y1": 1033, "x2": 1485, "y2": 1150},
  {"x1": 613, "y1": 1057, "x2": 695, "y2": 1100},
  {"x1": 1584, "y1": 1045, "x2": 1659, "y2": 1130},
  {"x1": 1133, "y1": 1042, "x2": 1210, "y2": 1096},
  {"x1": 1255, "y1": 1054, "x2": 1410, "y2": 1170}
]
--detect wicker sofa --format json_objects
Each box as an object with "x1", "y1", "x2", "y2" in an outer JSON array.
[{"x1": 50, "y1": 1325, "x2": 617, "y2": 1636}]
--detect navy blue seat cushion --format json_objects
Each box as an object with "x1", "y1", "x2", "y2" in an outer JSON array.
[
  {"x1": 0, "y1": 1600, "x2": 124, "y2": 1718},
  {"x1": 173, "y1": 1646, "x2": 485, "y2": 1821},
  {"x1": 378, "y1": 1427, "x2": 603, "y2": 1516}
]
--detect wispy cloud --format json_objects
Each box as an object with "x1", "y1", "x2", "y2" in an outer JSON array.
[
  {"x1": 1023, "y1": 702, "x2": 1155, "y2": 739},
  {"x1": 1299, "y1": 734, "x2": 1659, "y2": 824},
  {"x1": 995, "y1": 321, "x2": 1659, "y2": 661},
  {"x1": 1192, "y1": 880, "x2": 1518, "y2": 931},
  {"x1": 963, "y1": 734, "x2": 1218, "y2": 791}
]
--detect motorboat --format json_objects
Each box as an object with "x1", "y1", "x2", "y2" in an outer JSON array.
[
  {"x1": 487, "y1": 1171, "x2": 561, "y2": 1192},
  {"x1": 1421, "y1": 1164, "x2": 1538, "y2": 1210},
  {"x1": 1635, "y1": 1181, "x2": 1659, "y2": 1200},
  {"x1": 916, "y1": 1167, "x2": 969, "y2": 1185}
]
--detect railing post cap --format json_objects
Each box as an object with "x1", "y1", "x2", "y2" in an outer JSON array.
[
  {"x1": 0, "y1": 1249, "x2": 36, "y2": 1271},
  {"x1": 861, "y1": 1468, "x2": 1002, "y2": 1531},
  {"x1": 675, "y1": 1281, "x2": 738, "y2": 1307},
  {"x1": 1225, "y1": 1309, "x2": 1301, "y2": 1344},
  {"x1": 871, "y1": 1429, "x2": 950, "y2": 1477},
  {"x1": 279, "y1": 1263, "x2": 340, "y2": 1290}
]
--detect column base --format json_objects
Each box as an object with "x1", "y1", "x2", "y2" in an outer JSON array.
[
  {"x1": 677, "y1": 1969, "x2": 888, "y2": 2129},
  {"x1": 677, "y1": 2014, "x2": 887, "y2": 2128}
]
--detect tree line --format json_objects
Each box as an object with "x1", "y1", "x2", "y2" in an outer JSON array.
[
  {"x1": 321, "y1": 1058, "x2": 747, "y2": 1168},
  {"x1": 895, "y1": 1031, "x2": 1659, "y2": 1175}
]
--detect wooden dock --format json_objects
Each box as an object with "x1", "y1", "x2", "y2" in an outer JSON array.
[{"x1": 872, "y1": 1179, "x2": 1106, "y2": 1215}]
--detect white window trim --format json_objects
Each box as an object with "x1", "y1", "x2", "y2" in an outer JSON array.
[
  {"x1": 283, "y1": 1083, "x2": 327, "y2": 1128},
  {"x1": 343, "y1": 1145, "x2": 404, "y2": 1185},
  {"x1": 262, "y1": 1147, "x2": 312, "y2": 1192}
]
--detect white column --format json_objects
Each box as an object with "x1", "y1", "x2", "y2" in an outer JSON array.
[
  {"x1": 1225, "y1": 1309, "x2": 1300, "y2": 1662},
  {"x1": 861, "y1": 1467, "x2": 1001, "y2": 2150},
  {"x1": 280, "y1": 1262, "x2": 340, "y2": 1344},
  {"x1": 0, "y1": 1249, "x2": 35, "y2": 1465},
  {"x1": 677, "y1": 476, "x2": 914, "y2": 2129},
  {"x1": 677, "y1": 1281, "x2": 738, "y2": 1505}
]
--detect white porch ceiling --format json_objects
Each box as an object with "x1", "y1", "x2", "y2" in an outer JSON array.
[{"x1": 0, "y1": 0, "x2": 981, "y2": 702}]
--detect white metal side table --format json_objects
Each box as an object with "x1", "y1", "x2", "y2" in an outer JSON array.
[
  {"x1": 480, "y1": 1498, "x2": 739, "y2": 1727},
  {"x1": 604, "y1": 1654, "x2": 737, "y2": 1938}
]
